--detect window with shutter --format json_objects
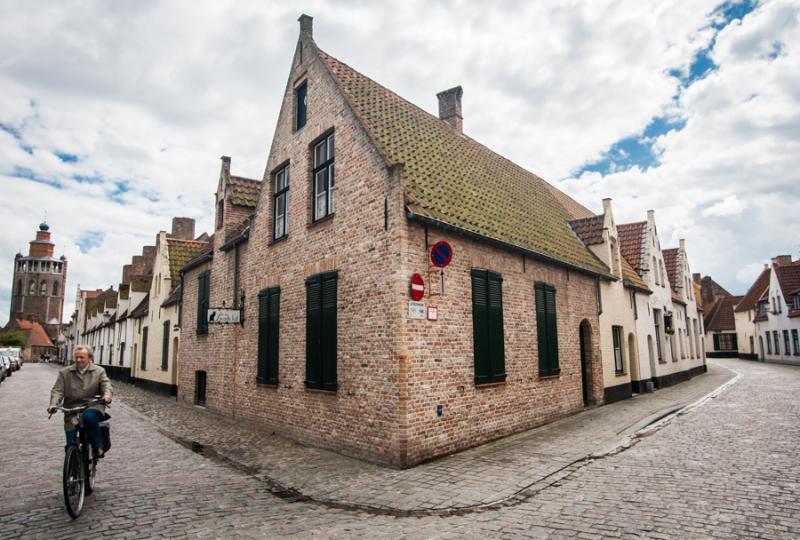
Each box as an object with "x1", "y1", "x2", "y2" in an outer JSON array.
[
  {"x1": 535, "y1": 282, "x2": 560, "y2": 375},
  {"x1": 306, "y1": 271, "x2": 338, "y2": 390},
  {"x1": 257, "y1": 287, "x2": 280, "y2": 385},
  {"x1": 471, "y1": 269, "x2": 506, "y2": 384},
  {"x1": 197, "y1": 271, "x2": 210, "y2": 335},
  {"x1": 612, "y1": 326, "x2": 624, "y2": 372},
  {"x1": 161, "y1": 320, "x2": 170, "y2": 370},
  {"x1": 141, "y1": 326, "x2": 148, "y2": 370},
  {"x1": 295, "y1": 81, "x2": 307, "y2": 130}
]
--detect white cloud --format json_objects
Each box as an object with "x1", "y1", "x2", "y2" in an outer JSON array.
[{"x1": 1, "y1": 0, "x2": 799, "y2": 325}]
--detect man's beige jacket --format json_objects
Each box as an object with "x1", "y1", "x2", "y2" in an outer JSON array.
[{"x1": 49, "y1": 363, "x2": 112, "y2": 431}]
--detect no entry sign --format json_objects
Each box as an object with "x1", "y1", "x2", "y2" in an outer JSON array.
[
  {"x1": 410, "y1": 273, "x2": 425, "y2": 301},
  {"x1": 430, "y1": 241, "x2": 453, "y2": 268}
]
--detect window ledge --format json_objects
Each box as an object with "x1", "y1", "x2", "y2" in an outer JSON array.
[
  {"x1": 615, "y1": 370, "x2": 627, "y2": 377},
  {"x1": 308, "y1": 213, "x2": 335, "y2": 228},
  {"x1": 538, "y1": 370, "x2": 561, "y2": 380},
  {"x1": 658, "y1": 359, "x2": 667, "y2": 364},
  {"x1": 269, "y1": 234, "x2": 289, "y2": 247},
  {"x1": 475, "y1": 381, "x2": 507, "y2": 389},
  {"x1": 257, "y1": 382, "x2": 279, "y2": 389},
  {"x1": 305, "y1": 385, "x2": 337, "y2": 395}
]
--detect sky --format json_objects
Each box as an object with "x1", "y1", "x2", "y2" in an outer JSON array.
[{"x1": 1, "y1": 0, "x2": 799, "y2": 327}]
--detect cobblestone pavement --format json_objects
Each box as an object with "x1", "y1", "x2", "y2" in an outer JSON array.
[
  {"x1": 0, "y1": 358, "x2": 797, "y2": 539},
  {"x1": 108, "y1": 361, "x2": 736, "y2": 513}
]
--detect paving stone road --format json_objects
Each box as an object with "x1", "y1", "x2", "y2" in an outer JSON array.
[{"x1": 1, "y1": 358, "x2": 798, "y2": 539}]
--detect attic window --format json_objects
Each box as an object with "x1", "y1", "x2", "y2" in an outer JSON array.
[
  {"x1": 312, "y1": 132, "x2": 335, "y2": 221},
  {"x1": 794, "y1": 294, "x2": 800, "y2": 310},
  {"x1": 295, "y1": 81, "x2": 307, "y2": 130}
]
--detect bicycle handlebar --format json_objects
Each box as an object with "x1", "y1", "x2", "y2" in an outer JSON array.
[{"x1": 48, "y1": 396, "x2": 109, "y2": 419}]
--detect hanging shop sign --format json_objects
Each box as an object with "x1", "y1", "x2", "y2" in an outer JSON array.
[{"x1": 208, "y1": 308, "x2": 242, "y2": 324}]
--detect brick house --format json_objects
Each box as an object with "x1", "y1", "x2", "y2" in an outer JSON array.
[
  {"x1": 177, "y1": 15, "x2": 616, "y2": 468},
  {"x1": 179, "y1": 156, "x2": 260, "y2": 407},
  {"x1": 569, "y1": 199, "x2": 652, "y2": 402}
]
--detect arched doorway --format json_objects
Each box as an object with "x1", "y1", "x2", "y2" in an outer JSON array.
[{"x1": 579, "y1": 320, "x2": 593, "y2": 406}]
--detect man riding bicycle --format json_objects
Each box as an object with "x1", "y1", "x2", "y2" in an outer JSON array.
[{"x1": 48, "y1": 345, "x2": 113, "y2": 458}]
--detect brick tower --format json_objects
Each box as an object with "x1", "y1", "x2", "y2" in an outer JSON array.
[{"x1": 9, "y1": 222, "x2": 67, "y2": 340}]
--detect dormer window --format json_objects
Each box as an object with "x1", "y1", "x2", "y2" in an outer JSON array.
[
  {"x1": 793, "y1": 294, "x2": 800, "y2": 310},
  {"x1": 295, "y1": 81, "x2": 307, "y2": 130},
  {"x1": 758, "y1": 301, "x2": 768, "y2": 316}
]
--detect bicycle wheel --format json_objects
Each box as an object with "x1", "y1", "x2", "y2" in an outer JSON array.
[
  {"x1": 84, "y1": 445, "x2": 96, "y2": 495},
  {"x1": 62, "y1": 444, "x2": 85, "y2": 519}
]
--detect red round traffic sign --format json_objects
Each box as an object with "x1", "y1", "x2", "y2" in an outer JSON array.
[
  {"x1": 430, "y1": 241, "x2": 453, "y2": 268},
  {"x1": 410, "y1": 273, "x2": 425, "y2": 301}
]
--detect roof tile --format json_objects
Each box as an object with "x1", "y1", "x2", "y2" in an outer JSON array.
[{"x1": 617, "y1": 221, "x2": 647, "y2": 274}]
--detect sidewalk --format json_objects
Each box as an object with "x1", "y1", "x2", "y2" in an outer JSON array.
[{"x1": 111, "y1": 360, "x2": 736, "y2": 515}]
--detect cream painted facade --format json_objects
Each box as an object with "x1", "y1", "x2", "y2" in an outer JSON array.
[
  {"x1": 627, "y1": 211, "x2": 705, "y2": 389},
  {"x1": 752, "y1": 259, "x2": 800, "y2": 365},
  {"x1": 129, "y1": 230, "x2": 182, "y2": 394}
]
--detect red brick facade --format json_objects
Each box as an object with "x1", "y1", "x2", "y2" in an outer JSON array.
[{"x1": 177, "y1": 21, "x2": 604, "y2": 468}]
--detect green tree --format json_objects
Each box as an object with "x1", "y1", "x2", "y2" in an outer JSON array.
[{"x1": 0, "y1": 331, "x2": 26, "y2": 347}]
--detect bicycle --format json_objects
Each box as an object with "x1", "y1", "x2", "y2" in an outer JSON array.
[{"x1": 49, "y1": 396, "x2": 110, "y2": 518}]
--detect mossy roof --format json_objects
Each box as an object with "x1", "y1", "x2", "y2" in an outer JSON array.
[
  {"x1": 229, "y1": 176, "x2": 261, "y2": 207},
  {"x1": 166, "y1": 238, "x2": 208, "y2": 285},
  {"x1": 315, "y1": 46, "x2": 610, "y2": 278}
]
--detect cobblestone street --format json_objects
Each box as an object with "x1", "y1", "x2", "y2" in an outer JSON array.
[{"x1": 1, "y1": 358, "x2": 798, "y2": 539}]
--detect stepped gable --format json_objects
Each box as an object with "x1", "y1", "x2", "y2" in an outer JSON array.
[
  {"x1": 662, "y1": 248, "x2": 679, "y2": 290},
  {"x1": 705, "y1": 295, "x2": 743, "y2": 331},
  {"x1": 314, "y1": 47, "x2": 610, "y2": 277},
  {"x1": 569, "y1": 214, "x2": 605, "y2": 246},
  {"x1": 165, "y1": 238, "x2": 208, "y2": 285},
  {"x1": 734, "y1": 267, "x2": 770, "y2": 312},
  {"x1": 617, "y1": 221, "x2": 647, "y2": 274},
  {"x1": 229, "y1": 175, "x2": 261, "y2": 208}
]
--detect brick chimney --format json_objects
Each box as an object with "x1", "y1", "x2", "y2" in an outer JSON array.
[
  {"x1": 121, "y1": 264, "x2": 132, "y2": 285},
  {"x1": 299, "y1": 14, "x2": 313, "y2": 37},
  {"x1": 170, "y1": 218, "x2": 195, "y2": 241},
  {"x1": 772, "y1": 255, "x2": 792, "y2": 266},
  {"x1": 437, "y1": 86, "x2": 463, "y2": 132}
]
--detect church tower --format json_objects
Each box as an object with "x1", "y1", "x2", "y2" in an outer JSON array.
[{"x1": 9, "y1": 222, "x2": 67, "y2": 340}]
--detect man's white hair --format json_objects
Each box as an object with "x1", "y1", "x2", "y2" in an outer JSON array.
[{"x1": 74, "y1": 345, "x2": 94, "y2": 359}]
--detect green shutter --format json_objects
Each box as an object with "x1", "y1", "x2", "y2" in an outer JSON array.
[
  {"x1": 162, "y1": 320, "x2": 170, "y2": 370},
  {"x1": 545, "y1": 285, "x2": 559, "y2": 373},
  {"x1": 472, "y1": 269, "x2": 490, "y2": 384},
  {"x1": 535, "y1": 283, "x2": 548, "y2": 374},
  {"x1": 306, "y1": 276, "x2": 322, "y2": 388},
  {"x1": 321, "y1": 273, "x2": 338, "y2": 390},
  {"x1": 197, "y1": 272, "x2": 209, "y2": 335},
  {"x1": 267, "y1": 287, "x2": 281, "y2": 385},
  {"x1": 257, "y1": 289, "x2": 270, "y2": 383},
  {"x1": 141, "y1": 327, "x2": 148, "y2": 370},
  {"x1": 713, "y1": 333, "x2": 720, "y2": 351},
  {"x1": 487, "y1": 271, "x2": 506, "y2": 382}
]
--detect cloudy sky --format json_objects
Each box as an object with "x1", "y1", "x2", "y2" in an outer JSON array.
[{"x1": 1, "y1": 0, "x2": 798, "y2": 327}]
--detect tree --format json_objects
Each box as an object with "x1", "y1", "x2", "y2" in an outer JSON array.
[{"x1": 0, "y1": 331, "x2": 27, "y2": 347}]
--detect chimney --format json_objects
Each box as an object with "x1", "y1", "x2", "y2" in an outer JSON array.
[
  {"x1": 437, "y1": 86, "x2": 463, "y2": 132},
  {"x1": 692, "y1": 272, "x2": 701, "y2": 284},
  {"x1": 121, "y1": 264, "x2": 132, "y2": 285},
  {"x1": 171, "y1": 217, "x2": 195, "y2": 240},
  {"x1": 772, "y1": 255, "x2": 792, "y2": 266},
  {"x1": 679, "y1": 238, "x2": 685, "y2": 251},
  {"x1": 220, "y1": 155, "x2": 231, "y2": 176},
  {"x1": 298, "y1": 14, "x2": 313, "y2": 37}
]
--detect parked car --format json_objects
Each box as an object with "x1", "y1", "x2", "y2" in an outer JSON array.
[
  {"x1": 1, "y1": 356, "x2": 12, "y2": 377},
  {"x1": 0, "y1": 356, "x2": 8, "y2": 382},
  {"x1": 8, "y1": 356, "x2": 20, "y2": 371}
]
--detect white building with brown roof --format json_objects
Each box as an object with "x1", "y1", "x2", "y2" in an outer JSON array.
[
  {"x1": 129, "y1": 218, "x2": 208, "y2": 396},
  {"x1": 569, "y1": 199, "x2": 651, "y2": 403},
  {"x1": 617, "y1": 210, "x2": 706, "y2": 389}
]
